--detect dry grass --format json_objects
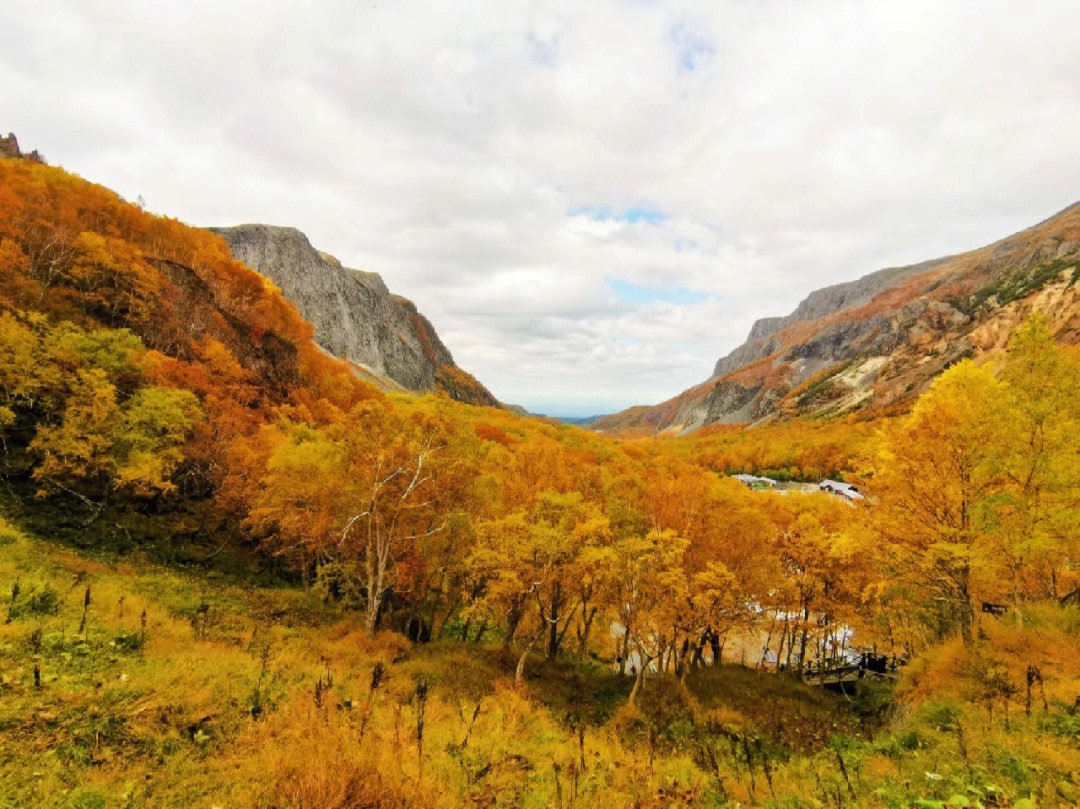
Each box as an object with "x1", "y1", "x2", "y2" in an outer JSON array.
[{"x1": 3, "y1": 514, "x2": 1079, "y2": 808}]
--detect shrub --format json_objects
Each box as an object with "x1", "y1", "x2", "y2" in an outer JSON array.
[
  {"x1": 111, "y1": 630, "x2": 144, "y2": 653},
  {"x1": 7, "y1": 581, "x2": 59, "y2": 620},
  {"x1": 992, "y1": 750, "x2": 1035, "y2": 794},
  {"x1": 613, "y1": 679, "x2": 699, "y2": 756},
  {"x1": 0, "y1": 517, "x2": 21, "y2": 546},
  {"x1": 67, "y1": 790, "x2": 108, "y2": 809},
  {"x1": 851, "y1": 679, "x2": 896, "y2": 722},
  {"x1": 1037, "y1": 709, "x2": 1080, "y2": 741},
  {"x1": 923, "y1": 700, "x2": 962, "y2": 732},
  {"x1": 880, "y1": 728, "x2": 924, "y2": 757}
]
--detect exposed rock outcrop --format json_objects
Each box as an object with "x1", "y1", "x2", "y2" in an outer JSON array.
[
  {"x1": 211, "y1": 225, "x2": 499, "y2": 407},
  {"x1": 712, "y1": 258, "x2": 949, "y2": 378},
  {"x1": 0, "y1": 133, "x2": 43, "y2": 162},
  {"x1": 596, "y1": 201, "x2": 1080, "y2": 434}
]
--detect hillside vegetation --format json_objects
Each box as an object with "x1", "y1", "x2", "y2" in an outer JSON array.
[
  {"x1": 595, "y1": 203, "x2": 1080, "y2": 434},
  {"x1": 1, "y1": 152, "x2": 1079, "y2": 807},
  {"x1": 3, "y1": 515, "x2": 1080, "y2": 807}
]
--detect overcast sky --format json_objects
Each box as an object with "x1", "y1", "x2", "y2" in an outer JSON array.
[{"x1": 3, "y1": 2, "x2": 1079, "y2": 416}]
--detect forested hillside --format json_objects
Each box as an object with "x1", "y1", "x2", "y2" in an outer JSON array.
[{"x1": 1, "y1": 150, "x2": 1079, "y2": 807}]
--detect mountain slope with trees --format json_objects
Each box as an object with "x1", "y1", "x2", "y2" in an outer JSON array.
[
  {"x1": 595, "y1": 202, "x2": 1080, "y2": 434},
  {"x1": 2, "y1": 142, "x2": 1079, "y2": 808}
]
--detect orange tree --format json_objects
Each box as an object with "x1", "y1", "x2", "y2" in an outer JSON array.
[{"x1": 242, "y1": 400, "x2": 477, "y2": 635}]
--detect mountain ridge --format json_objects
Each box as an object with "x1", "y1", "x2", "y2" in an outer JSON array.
[
  {"x1": 595, "y1": 200, "x2": 1080, "y2": 434},
  {"x1": 210, "y1": 224, "x2": 499, "y2": 408}
]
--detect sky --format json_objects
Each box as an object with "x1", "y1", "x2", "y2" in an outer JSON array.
[{"x1": 3, "y1": 2, "x2": 1079, "y2": 417}]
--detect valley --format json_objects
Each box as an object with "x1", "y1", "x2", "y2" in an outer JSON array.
[{"x1": 0, "y1": 141, "x2": 1078, "y2": 808}]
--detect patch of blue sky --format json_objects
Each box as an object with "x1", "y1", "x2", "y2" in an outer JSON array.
[
  {"x1": 669, "y1": 21, "x2": 715, "y2": 72},
  {"x1": 569, "y1": 205, "x2": 668, "y2": 225},
  {"x1": 608, "y1": 279, "x2": 708, "y2": 306},
  {"x1": 623, "y1": 206, "x2": 667, "y2": 225}
]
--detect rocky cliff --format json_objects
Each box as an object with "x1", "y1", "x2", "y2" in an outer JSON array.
[
  {"x1": 0, "y1": 133, "x2": 43, "y2": 162},
  {"x1": 211, "y1": 225, "x2": 499, "y2": 407},
  {"x1": 595, "y1": 201, "x2": 1080, "y2": 434}
]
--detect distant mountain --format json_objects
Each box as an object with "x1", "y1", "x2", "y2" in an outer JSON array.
[
  {"x1": 211, "y1": 225, "x2": 499, "y2": 407},
  {"x1": 595, "y1": 201, "x2": 1080, "y2": 434},
  {"x1": 550, "y1": 415, "x2": 600, "y2": 426}
]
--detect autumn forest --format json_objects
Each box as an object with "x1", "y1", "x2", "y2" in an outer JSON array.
[{"x1": 1, "y1": 152, "x2": 1080, "y2": 809}]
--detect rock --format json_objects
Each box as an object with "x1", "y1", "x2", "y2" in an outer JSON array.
[
  {"x1": 210, "y1": 225, "x2": 498, "y2": 406},
  {"x1": 712, "y1": 257, "x2": 948, "y2": 379},
  {"x1": 596, "y1": 197, "x2": 1080, "y2": 433},
  {"x1": 1057, "y1": 240, "x2": 1079, "y2": 260},
  {"x1": 0, "y1": 133, "x2": 43, "y2": 162}
]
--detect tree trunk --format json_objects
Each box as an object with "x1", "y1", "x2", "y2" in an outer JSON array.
[
  {"x1": 547, "y1": 582, "x2": 562, "y2": 660},
  {"x1": 504, "y1": 601, "x2": 524, "y2": 651},
  {"x1": 785, "y1": 617, "x2": 795, "y2": 670},
  {"x1": 515, "y1": 625, "x2": 545, "y2": 686},
  {"x1": 957, "y1": 565, "x2": 976, "y2": 648},
  {"x1": 691, "y1": 628, "x2": 709, "y2": 668},
  {"x1": 708, "y1": 629, "x2": 722, "y2": 666},
  {"x1": 433, "y1": 597, "x2": 458, "y2": 639},
  {"x1": 403, "y1": 599, "x2": 418, "y2": 636},
  {"x1": 576, "y1": 606, "x2": 597, "y2": 661},
  {"x1": 619, "y1": 619, "x2": 632, "y2": 675},
  {"x1": 760, "y1": 613, "x2": 778, "y2": 671},
  {"x1": 628, "y1": 653, "x2": 651, "y2": 705},
  {"x1": 554, "y1": 603, "x2": 579, "y2": 658},
  {"x1": 797, "y1": 606, "x2": 810, "y2": 676},
  {"x1": 364, "y1": 542, "x2": 387, "y2": 637},
  {"x1": 776, "y1": 621, "x2": 789, "y2": 671}
]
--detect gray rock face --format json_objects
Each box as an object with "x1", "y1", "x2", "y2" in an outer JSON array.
[
  {"x1": 702, "y1": 380, "x2": 762, "y2": 425},
  {"x1": 211, "y1": 225, "x2": 454, "y2": 393},
  {"x1": 713, "y1": 257, "x2": 949, "y2": 377},
  {"x1": 595, "y1": 199, "x2": 1080, "y2": 435},
  {"x1": 0, "y1": 132, "x2": 43, "y2": 162}
]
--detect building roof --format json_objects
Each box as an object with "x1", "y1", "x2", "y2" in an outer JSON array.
[
  {"x1": 733, "y1": 473, "x2": 776, "y2": 487},
  {"x1": 819, "y1": 479, "x2": 864, "y2": 500}
]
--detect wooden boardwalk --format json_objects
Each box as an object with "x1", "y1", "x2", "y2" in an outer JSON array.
[{"x1": 801, "y1": 653, "x2": 900, "y2": 688}]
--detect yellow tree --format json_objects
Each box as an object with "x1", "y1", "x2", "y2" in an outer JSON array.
[
  {"x1": 468, "y1": 491, "x2": 610, "y2": 679},
  {"x1": 29, "y1": 368, "x2": 118, "y2": 501},
  {"x1": 986, "y1": 316, "x2": 1080, "y2": 611},
  {"x1": 608, "y1": 527, "x2": 689, "y2": 701},
  {"x1": 870, "y1": 361, "x2": 1004, "y2": 646},
  {"x1": 772, "y1": 494, "x2": 869, "y2": 672},
  {"x1": 246, "y1": 402, "x2": 473, "y2": 636}
]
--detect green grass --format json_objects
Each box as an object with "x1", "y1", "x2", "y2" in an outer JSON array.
[
  {"x1": 971, "y1": 258, "x2": 1078, "y2": 311},
  {"x1": 2, "y1": 512, "x2": 1079, "y2": 807}
]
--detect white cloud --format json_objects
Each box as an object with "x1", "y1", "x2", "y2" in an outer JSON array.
[{"x1": 3, "y1": 0, "x2": 1079, "y2": 416}]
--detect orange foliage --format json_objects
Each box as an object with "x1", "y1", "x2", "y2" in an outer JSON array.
[{"x1": 475, "y1": 421, "x2": 514, "y2": 446}]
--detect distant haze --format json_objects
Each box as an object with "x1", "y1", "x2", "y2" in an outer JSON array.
[{"x1": 3, "y1": 1, "x2": 1079, "y2": 414}]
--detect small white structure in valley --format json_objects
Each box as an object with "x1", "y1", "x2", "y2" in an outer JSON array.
[
  {"x1": 819, "y1": 479, "x2": 863, "y2": 501},
  {"x1": 732, "y1": 473, "x2": 777, "y2": 490}
]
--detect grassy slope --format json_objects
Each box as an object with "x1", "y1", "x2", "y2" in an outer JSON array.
[{"x1": 2, "y1": 516, "x2": 1079, "y2": 808}]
